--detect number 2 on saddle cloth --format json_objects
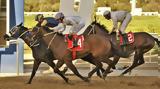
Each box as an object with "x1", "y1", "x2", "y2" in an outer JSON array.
[
  {"x1": 118, "y1": 32, "x2": 135, "y2": 46},
  {"x1": 65, "y1": 34, "x2": 84, "y2": 60}
]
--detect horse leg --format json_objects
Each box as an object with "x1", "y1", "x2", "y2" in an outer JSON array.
[
  {"x1": 56, "y1": 60, "x2": 68, "y2": 74},
  {"x1": 27, "y1": 60, "x2": 41, "y2": 84},
  {"x1": 120, "y1": 52, "x2": 143, "y2": 76},
  {"x1": 45, "y1": 59, "x2": 69, "y2": 83},
  {"x1": 101, "y1": 59, "x2": 113, "y2": 80},
  {"x1": 64, "y1": 58, "x2": 89, "y2": 82},
  {"x1": 101, "y1": 56, "x2": 120, "y2": 79},
  {"x1": 112, "y1": 56, "x2": 120, "y2": 69},
  {"x1": 137, "y1": 55, "x2": 145, "y2": 65},
  {"x1": 81, "y1": 54, "x2": 104, "y2": 78},
  {"x1": 88, "y1": 58, "x2": 103, "y2": 79}
]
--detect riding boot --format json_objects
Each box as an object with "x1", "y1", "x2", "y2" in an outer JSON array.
[
  {"x1": 68, "y1": 34, "x2": 73, "y2": 40},
  {"x1": 122, "y1": 34, "x2": 128, "y2": 45},
  {"x1": 73, "y1": 38, "x2": 78, "y2": 47}
]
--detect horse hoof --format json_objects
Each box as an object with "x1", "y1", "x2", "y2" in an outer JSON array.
[
  {"x1": 97, "y1": 75, "x2": 103, "y2": 79},
  {"x1": 65, "y1": 78, "x2": 69, "y2": 83},
  {"x1": 102, "y1": 72, "x2": 107, "y2": 79},
  {"x1": 83, "y1": 78, "x2": 90, "y2": 82},
  {"x1": 119, "y1": 74, "x2": 124, "y2": 77},
  {"x1": 102, "y1": 77, "x2": 105, "y2": 80},
  {"x1": 102, "y1": 75, "x2": 106, "y2": 80},
  {"x1": 26, "y1": 82, "x2": 31, "y2": 84}
]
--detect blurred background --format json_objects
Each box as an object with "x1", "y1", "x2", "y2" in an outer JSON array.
[{"x1": 24, "y1": 0, "x2": 160, "y2": 34}]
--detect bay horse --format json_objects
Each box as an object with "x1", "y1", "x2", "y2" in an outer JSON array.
[
  {"x1": 31, "y1": 24, "x2": 113, "y2": 82},
  {"x1": 5, "y1": 23, "x2": 113, "y2": 82},
  {"x1": 3, "y1": 23, "x2": 69, "y2": 84},
  {"x1": 86, "y1": 21, "x2": 160, "y2": 78}
]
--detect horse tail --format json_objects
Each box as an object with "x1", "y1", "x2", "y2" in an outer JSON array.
[{"x1": 153, "y1": 37, "x2": 160, "y2": 47}]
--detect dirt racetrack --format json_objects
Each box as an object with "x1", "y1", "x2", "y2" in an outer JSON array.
[{"x1": 0, "y1": 76, "x2": 159, "y2": 89}]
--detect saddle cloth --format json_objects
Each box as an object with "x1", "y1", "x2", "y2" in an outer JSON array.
[
  {"x1": 119, "y1": 32, "x2": 135, "y2": 46},
  {"x1": 65, "y1": 34, "x2": 84, "y2": 60}
]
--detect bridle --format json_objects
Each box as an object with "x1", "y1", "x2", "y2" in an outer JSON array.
[{"x1": 10, "y1": 26, "x2": 40, "y2": 47}]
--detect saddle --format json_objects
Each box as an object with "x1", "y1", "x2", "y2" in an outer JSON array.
[
  {"x1": 117, "y1": 32, "x2": 135, "y2": 46},
  {"x1": 65, "y1": 34, "x2": 84, "y2": 60}
]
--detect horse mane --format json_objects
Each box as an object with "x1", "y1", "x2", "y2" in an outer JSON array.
[
  {"x1": 21, "y1": 26, "x2": 29, "y2": 30},
  {"x1": 42, "y1": 26, "x2": 53, "y2": 33},
  {"x1": 91, "y1": 21, "x2": 109, "y2": 33}
]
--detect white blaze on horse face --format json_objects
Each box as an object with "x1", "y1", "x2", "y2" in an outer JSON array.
[{"x1": 60, "y1": 0, "x2": 94, "y2": 35}]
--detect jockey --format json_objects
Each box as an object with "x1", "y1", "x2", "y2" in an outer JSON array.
[
  {"x1": 35, "y1": 14, "x2": 59, "y2": 28},
  {"x1": 54, "y1": 12, "x2": 85, "y2": 46},
  {"x1": 103, "y1": 10, "x2": 132, "y2": 45}
]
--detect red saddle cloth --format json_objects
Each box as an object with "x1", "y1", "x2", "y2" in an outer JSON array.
[
  {"x1": 65, "y1": 34, "x2": 84, "y2": 60},
  {"x1": 119, "y1": 32, "x2": 135, "y2": 45}
]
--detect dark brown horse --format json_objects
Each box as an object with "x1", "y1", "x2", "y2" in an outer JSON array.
[
  {"x1": 86, "y1": 21, "x2": 160, "y2": 78},
  {"x1": 6, "y1": 23, "x2": 114, "y2": 82},
  {"x1": 3, "y1": 23, "x2": 69, "y2": 84},
  {"x1": 4, "y1": 23, "x2": 112, "y2": 83},
  {"x1": 31, "y1": 24, "x2": 113, "y2": 81}
]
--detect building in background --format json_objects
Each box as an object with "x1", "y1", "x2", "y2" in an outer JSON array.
[
  {"x1": 0, "y1": 0, "x2": 6, "y2": 46},
  {"x1": 0, "y1": 0, "x2": 24, "y2": 74},
  {"x1": 130, "y1": 0, "x2": 142, "y2": 16}
]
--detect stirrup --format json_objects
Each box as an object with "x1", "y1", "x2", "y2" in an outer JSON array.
[{"x1": 122, "y1": 34, "x2": 128, "y2": 45}]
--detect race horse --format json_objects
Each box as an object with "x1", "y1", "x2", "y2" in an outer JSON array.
[
  {"x1": 4, "y1": 23, "x2": 112, "y2": 82},
  {"x1": 31, "y1": 24, "x2": 113, "y2": 82},
  {"x1": 86, "y1": 21, "x2": 160, "y2": 78},
  {"x1": 3, "y1": 23, "x2": 70, "y2": 84}
]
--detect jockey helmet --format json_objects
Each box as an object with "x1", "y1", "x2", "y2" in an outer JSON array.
[
  {"x1": 103, "y1": 10, "x2": 110, "y2": 16},
  {"x1": 55, "y1": 12, "x2": 65, "y2": 20},
  {"x1": 35, "y1": 14, "x2": 44, "y2": 21},
  {"x1": 103, "y1": 10, "x2": 111, "y2": 20}
]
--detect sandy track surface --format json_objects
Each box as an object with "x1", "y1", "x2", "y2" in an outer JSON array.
[{"x1": 0, "y1": 76, "x2": 159, "y2": 89}]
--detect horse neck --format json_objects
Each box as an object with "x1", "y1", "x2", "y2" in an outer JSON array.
[
  {"x1": 20, "y1": 36, "x2": 32, "y2": 48},
  {"x1": 20, "y1": 27, "x2": 33, "y2": 48},
  {"x1": 40, "y1": 29, "x2": 64, "y2": 45}
]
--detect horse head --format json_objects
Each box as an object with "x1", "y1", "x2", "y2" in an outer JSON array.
[
  {"x1": 9, "y1": 22, "x2": 30, "y2": 39},
  {"x1": 3, "y1": 23, "x2": 34, "y2": 44}
]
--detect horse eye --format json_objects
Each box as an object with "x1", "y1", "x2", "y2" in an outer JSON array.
[{"x1": 10, "y1": 27, "x2": 18, "y2": 35}]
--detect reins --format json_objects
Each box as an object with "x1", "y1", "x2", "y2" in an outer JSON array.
[
  {"x1": 31, "y1": 27, "x2": 57, "y2": 49},
  {"x1": 18, "y1": 31, "x2": 29, "y2": 38},
  {"x1": 87, "y1": 24, "x2": 96, "y2": 35},
  {"x1": 47, "y1": 33, "x2": 57, "y2": 49}
]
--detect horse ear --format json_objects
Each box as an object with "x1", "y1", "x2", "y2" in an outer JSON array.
[{"x1": 18, "y1": 22, "x2": 23, "y2": 27}]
